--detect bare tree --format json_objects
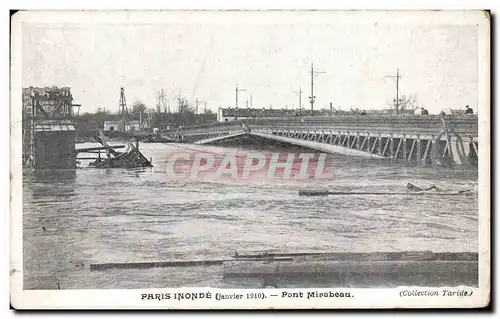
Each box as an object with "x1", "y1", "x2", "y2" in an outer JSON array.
[{"x1": 399, "y1": 94, "x2": 419, "y2": 113}]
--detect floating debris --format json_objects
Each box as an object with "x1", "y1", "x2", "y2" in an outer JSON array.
[{"x1": 76, "y1": 132, "x2": 153, "y2": 169}]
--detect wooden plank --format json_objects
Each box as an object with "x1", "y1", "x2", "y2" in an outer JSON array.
[{"x1": 75, "y1": 145, "x2": 125, "y2": 153}]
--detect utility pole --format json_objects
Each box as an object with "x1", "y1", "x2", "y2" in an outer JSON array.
[
  {"x1": 195, "y1": 98, "x2": 206, "y2": 125},
  {"x1": 235, "y1": 85, "x2": 246, "y2": 108},
  {"x1": 202, "y1": 102, "x2": 207, "y2": 126},
  {"x1": 119, "y1": 87, "x2": 127, "y2": 131},
  {"x1": 309, "y1": 63, "x2": 325, "y2": 113},
  {"x1": 176, "y1": 94, "x2": 182, "y2": 116},
  {"x1": 293, "y1": 87, "x2": 303, "y2": 114},
  {"x1": 156, "y1": 91, "x2": 161, "y2": 114},
  {"x1": 250, "y1": 94, "x2": 253, "y2": 108},
  {"x1": 386, "y1": 68, "x2": 402, "y2": 114}
]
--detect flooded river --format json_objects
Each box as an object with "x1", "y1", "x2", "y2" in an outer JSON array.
[{"x1": 22, "y1": 142, "x2": 478, "y2": 289}]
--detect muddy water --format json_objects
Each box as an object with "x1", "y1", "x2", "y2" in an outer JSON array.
[{"x1": 22, "y1": 142, "x2": 478, "y2": 289}]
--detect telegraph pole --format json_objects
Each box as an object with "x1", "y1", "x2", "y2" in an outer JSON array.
[
  {"x1": 250, "y1": 94, "x2": 253, "y2": 108},
  {"x1": 202, "y1": 102, "x2": 207, "y2": 126},
  {"x1": 176, "y1": 93, "x2": 182, "y2": 115},
  {"x1": 235, "y1": 85, "x2": 246, "y2": 108},
  {"x1": 309, "y1": 63, "x2": 325, "y2": 113},
  {"x1": 195, "y1": 98, "x2": 206, "y2": 125},
  {"x1": 386, "y1": 68, "x2": 402, "y2": 114},
  {"x1": 119, "y1": 87, "x2": 127, "y2": 131},
  {"x1": 293, "y1": 87, "x2": 303, "y2": 114}
]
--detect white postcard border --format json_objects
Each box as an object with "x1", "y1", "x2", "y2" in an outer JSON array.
[{"x1": 10, "y1": 9, "x2": 491, "y2": 309}]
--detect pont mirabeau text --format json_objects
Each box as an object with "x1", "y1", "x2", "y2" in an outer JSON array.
[{"x1": 282, "y1": 291, "x2": 353, "y2": 299}]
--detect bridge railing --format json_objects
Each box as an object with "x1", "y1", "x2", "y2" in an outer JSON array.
[
  {"x1": 249, "y1": 125, "x2": 477, "y2": 137},
  {"x1": 179, "y1": 114, "x2": 478, "y2": 136},
  {"x1": 246, "y1": 114, "x2": 477, "y2": 128},
  {"x1": 180, "y1": 123, "x2": 245, "y2": 135}
]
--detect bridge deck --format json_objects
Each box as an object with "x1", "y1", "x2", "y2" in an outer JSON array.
[
  {"x1": 250, "y1": 132, "x2": 384, "y2": 158},
  {"x1": 182, "y1": 114, "x2": 478, "y2": 137}
]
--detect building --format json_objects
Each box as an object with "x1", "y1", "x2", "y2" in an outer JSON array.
[
  {"x1": 103, "y1": 120, "x2": 142, "y2": 132},
  {"x1": 103, "y1": 120, "x2": 122, "y2": 131},
  {"x1": 126, "y1": 120, "x2": 142, "y2": 131},
  {"x1": 217, "y1": 107, "x2": 300, "y2": 122}
]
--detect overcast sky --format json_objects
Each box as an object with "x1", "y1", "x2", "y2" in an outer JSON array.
[{"x1": 21, "y1": 12, "x2": 478, "y2": 114}]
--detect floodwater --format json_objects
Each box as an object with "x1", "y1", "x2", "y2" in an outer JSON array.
[{"x1": 22, "y1": 141, "x2": 478, "y2": 289}]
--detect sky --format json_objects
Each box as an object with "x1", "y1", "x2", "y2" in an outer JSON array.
[{"x1": 21, "y1": 12, "x2": 479, "y2": 115}]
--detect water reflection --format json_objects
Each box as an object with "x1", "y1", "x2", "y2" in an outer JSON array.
[
  {"x1": 28, "y1": 169, "x2": 77, "y2": 184},
  {"x1": 25, "y1": 169, "x2": 77, "y2": 201}
]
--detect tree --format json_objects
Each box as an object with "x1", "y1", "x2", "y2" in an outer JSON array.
[
  {"x1": 179, "y1": 99, "x2": 196, "y2": 125},
  {"x1": 204, "y1": 109, "x2": 216, "y2": 116},
  {"x1": 398, "y1": 94, "x2": 419, "y2": 113},
  {"x1": 131, "y1": 100, "x2": 147, "y2": 117}
]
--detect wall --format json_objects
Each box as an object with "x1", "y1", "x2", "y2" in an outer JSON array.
[{"x1": 34, "y1": 131, "x2": 76, "y2": 169}]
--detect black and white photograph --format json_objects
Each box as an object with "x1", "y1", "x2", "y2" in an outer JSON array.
[{"x1": 10, "y1": 9, "x2": 490, "y2": 309}]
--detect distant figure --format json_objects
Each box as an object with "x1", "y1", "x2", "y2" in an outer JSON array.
[
  {"x1": 42, "y1": 226, "x2": 46, "y2": 232},
  {"x1": 465, "y1": 105, "x2": 474, "y2": 114},
  {"x1": 420, "y1": 107, "x2": 429, "y2": 115}
]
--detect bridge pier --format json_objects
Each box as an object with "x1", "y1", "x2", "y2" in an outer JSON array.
[
  {"x1": 390, "y1": 136, "x2": 394, "y2": 159},
  {"x1": 416, "y1": 138, "x2": 421, "y2": 163}
]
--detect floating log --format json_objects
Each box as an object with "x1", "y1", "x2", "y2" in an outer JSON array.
[
  {"x1": 90, "y1": 257, "x2": 293, "y2": 271},
  {"x1": 223, "y1": 251, "x2": 478, "y2": 287},
  {"x1": 91, "y1": 259, "x2": 227, "y2": 271},
  {"x1": 299, "y1": 190, "x2": 473, "y2": 196},
  {"x1": 233, "y1": 251, "x2": 478, "y2": 261},
  {"x1": 222, "y1": 260, "x2": 478, "y2": 281},
  {"x1": 90, "y1": 251, "x2": 476, "y2": 271}
]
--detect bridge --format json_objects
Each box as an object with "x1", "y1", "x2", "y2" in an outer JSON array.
[{"x1": 169, "y1": 114, "x2": 479, "y2": 166}]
